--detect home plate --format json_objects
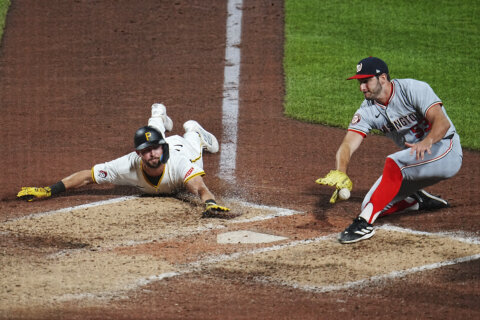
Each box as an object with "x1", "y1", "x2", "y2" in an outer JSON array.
[{"x1": 217, "y1": 230, "x2": 288, "y2": 244}]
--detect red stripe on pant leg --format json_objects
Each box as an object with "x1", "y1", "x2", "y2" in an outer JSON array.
[{"x1": 366, "y1": 158, "x2": 403, "y2": 223}]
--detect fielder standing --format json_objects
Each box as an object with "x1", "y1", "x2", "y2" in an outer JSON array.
[
  {"x1": 17, "y1": 103, "x2": 231, "y2": 217},
  {"x1": 316, "y1": 57, "x2": 462, "y2": 243}
]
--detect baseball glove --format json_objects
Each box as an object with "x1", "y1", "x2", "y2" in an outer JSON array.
[
  {"x1": 17, "y1": 187, "x2": 52, "y2": 201},
  {"x1": 203, "y1": 199, "x2": 231, "y2": 218},
  {"x1": 315, "y1": 170, "x2": 353, "y2": 203}
]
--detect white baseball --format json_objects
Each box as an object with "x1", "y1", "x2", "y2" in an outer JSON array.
[{"x1": 338, "y1": 188, "x2": 350, "y2": 200}]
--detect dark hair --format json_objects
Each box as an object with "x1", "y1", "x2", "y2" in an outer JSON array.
[{"x1": 376, "y1": 73, "x2": 391, "y2": 81}]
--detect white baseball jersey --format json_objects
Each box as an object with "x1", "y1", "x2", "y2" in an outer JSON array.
[
  {"x1": 91, "y1": 135, "x2": 204, "y2": 195},
  {"x1": 348, "y1": 78, "x2": 457, "y2": 148}
]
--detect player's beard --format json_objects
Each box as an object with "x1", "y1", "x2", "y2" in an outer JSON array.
[
  {"x1": 145, "y1": 158, "x2": 161, "y2": 168},
  {"x1": 364, "y1": 79, "x2": 383, "y2": 101}
]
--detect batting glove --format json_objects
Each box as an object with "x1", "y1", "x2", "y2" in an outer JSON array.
[
  {"x1": 17, "y1": 187, "x2": 52, "y2": 202},
  {"x1": 315, "y1": 170, "x2": 353, "y2": 203},
  {"x1": 203, "y1": 199, "x2": 231, "y2": 218}
]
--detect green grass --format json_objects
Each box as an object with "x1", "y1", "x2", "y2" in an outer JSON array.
[
  {"x1": 0, "y1": 0, "x2": 9, "y2": 44},
  {"x1": 284, "y1": 0, "x2": 480, "y2": 150},
  {"x1": 0, "y1": 0, "x2": 477, "y2": 148}
]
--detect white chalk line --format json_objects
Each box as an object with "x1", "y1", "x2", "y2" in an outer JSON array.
[
  {"x1": 5, "y1": 195, "x2": 301, "y2": 226},
  {"x1": 379, "y1": 224, "x2": 480, "y2": 244},
  {"x1": 8, "y1": 0, "x2": 480, "y2": 296},
  {"x1": 219, "y1": 0, "x2": 243, "y2": 183},
  {"x1": 255, "y1": 253, "x2": 480, "y2": 294},
  {"x1": 56, "y1": 226, "x2": 480, "y2": 302},
  {"x1": 5, "y1": 195, "x2": 480, "y2": 301},
  {"x1": 8, "y1": 195, "x2": 138, "y2": 222},
  {"x1": 6, "y1": 195, "x2": 302, "y2": 257},
  {"x1": 56, "y1": 236, "x2": 334, "y2": 302}
]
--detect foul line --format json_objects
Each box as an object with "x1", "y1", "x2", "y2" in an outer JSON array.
[{"x1": 219, "y1": 0, "x2": 243, "y2": 183}]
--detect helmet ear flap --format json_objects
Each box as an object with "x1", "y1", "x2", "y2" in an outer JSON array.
[{"x1": 160, "y1": 143, "x2": 169, "y2": 164}]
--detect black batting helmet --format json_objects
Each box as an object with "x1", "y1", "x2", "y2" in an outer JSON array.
[{"x1": 134, "y1": 126, "x2": 169, "y2": 163}]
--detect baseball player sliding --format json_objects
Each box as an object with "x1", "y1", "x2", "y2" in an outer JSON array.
[
  {"x1": 17, "y1": 103, "x2": 231, "y2": 217},
  {"x1": 316, "y1": 57, "x2": 462, "y2": 244}
]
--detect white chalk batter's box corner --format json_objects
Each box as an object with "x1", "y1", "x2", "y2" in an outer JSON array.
[
  {"x1": 1, "y1": 196, "x2": 479, "y2": 307},
  {"x1": 3, "y1": 196, "x2": 304, "y2": 248}
]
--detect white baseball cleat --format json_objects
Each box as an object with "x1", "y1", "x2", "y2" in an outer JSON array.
[
  {"x1": 183, "y1": 120, "x2": 219, "y2": 153},
  {"x1": 151, "y1": 103, "x2": 173, "y2": 131}
]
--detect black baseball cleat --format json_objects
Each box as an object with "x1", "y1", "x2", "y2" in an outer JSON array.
[
  {"x1": 338, "y1": 217, "x2": 375, "y2": 244},
  {"x1": 412, "y1": 189, "x2": 450, "y2": 211}
]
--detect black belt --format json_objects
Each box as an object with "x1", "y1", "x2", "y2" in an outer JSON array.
[{"x1": 443, "y1": 133, "x2": 454, "y2": 140}]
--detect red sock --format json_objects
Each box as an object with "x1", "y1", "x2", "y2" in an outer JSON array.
[{"x1": 365, "y1": 158, "x2": 403, "y2": 223}]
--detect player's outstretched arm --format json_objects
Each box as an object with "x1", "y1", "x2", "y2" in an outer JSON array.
[
  {"x1": 17, "y1": 169, "x2": 94, "y2": 201},
  {"x1": 315, "y1": 131, "x2": 363, "y2": 203},
  {"x1": 185, "y1": 175, "x2": 230, "y2": 217},
  {"x1": 335, "y1": 131, "x2": 364, "y2": 173}
]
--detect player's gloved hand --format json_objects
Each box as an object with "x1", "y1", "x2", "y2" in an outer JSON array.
[
  {"x1": 315, "y1": 170, "x2": 353, "y2": 204},
  {"x1": 203, "y1": 199, "x2": 231, "y2": 218},
  {"x1": 17, "y1": 187, "x2": 52, "y2": 202}
]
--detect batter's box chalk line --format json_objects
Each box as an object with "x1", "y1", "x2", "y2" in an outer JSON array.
[
  {"x1": 9, "y1": 196, "x2": 304, "y2": 256},
  {"x1": 55, "y1": 227, "x2": 480, "y2": 302},
  {"x1": 253, "y1": 252, "x2": 480, "y2": 294},
  {"x1": 9, "y1": 196, "x2": 479, "y2": 301}
]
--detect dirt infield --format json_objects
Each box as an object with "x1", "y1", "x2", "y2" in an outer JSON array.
[
  {"x1": 1, "y1": 0, "x2": 479, "y2": 319},
  {"x1": 2, "y1": 197, "x2": 479, "y2": 316}
]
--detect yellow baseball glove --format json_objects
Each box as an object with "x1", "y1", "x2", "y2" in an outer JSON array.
[
  {"x1": 315, "y1": 170, "x2": 353, "y2": 203},
  {"x1": 17, "y1": 187, "x2": 52, "y2": 201},
  {"x1": 203, "y1": 200, "x2": 231, "y2": 218}
]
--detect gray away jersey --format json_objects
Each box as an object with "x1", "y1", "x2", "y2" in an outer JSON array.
[{"x1": 348, "y1": 79, "x2": 456, "y2": 148}]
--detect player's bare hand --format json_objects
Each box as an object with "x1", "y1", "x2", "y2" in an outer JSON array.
[
  {"x1": 202, "y1": 199, "x2": 231, "y2": 218},
  {"x1": 17, "y1": 187, "x2": 52, "y2": 201},
  {"x1": 405, "y1": 139, "x2": 432, "y2": 160}
]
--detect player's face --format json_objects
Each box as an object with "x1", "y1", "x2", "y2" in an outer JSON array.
[
  {"x1": 138, "y1": 145, "x2": 163, "y2": 168},
  {"x1": 358, "y1": 76, "x2": 382, "y2": 101}
]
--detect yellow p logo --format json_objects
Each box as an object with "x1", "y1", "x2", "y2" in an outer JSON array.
[{"x1": 145, "y1": 132, "x2": 152, "y2": 141}]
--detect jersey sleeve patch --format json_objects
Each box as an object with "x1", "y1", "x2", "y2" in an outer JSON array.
[
  {"x1": 92, "y1": 164, "x2": 112, "y2": 184},
  {"x1": 351, "y1": 113, "x2": 362, "y2": 125}
]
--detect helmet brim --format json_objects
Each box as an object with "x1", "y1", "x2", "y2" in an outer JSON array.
[{"x1": 135, "y1": 140, "x2": 161, "y2": 151}]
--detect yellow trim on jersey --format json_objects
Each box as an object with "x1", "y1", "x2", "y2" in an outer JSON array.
[
  {"x1": 184, "y1": 171, "x2": 205, "y2": 184},
  {"x1": 190, "y1": 153, "x2": 202, "y2": 163},
  {"x1": 140, "y1": 160, "x2": 166, "y2": 188},
  {"x1": 91, "y1": 167, "x2": 97, "y2": 184}
]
